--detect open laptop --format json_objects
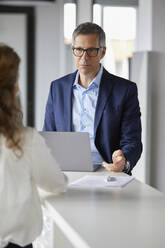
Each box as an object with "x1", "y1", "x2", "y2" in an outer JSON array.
[{"x1": 39, "y1": 131, "x2": 101, "y2": 172}]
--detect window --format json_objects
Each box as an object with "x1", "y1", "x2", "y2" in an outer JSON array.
[
  {"x1": 93, "y1": 4, "x2": 102, "y2": 26},
  {"x1": 64, "y1": 3, "x2": 76, "y2": 45},
  {"x1": 93, "y1": 4, "x2": 136, "y2": 79}
]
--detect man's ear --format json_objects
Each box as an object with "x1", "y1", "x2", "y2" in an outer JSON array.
[{"x1": 100, "y1": 47, "x2": 106, "y2": 59}]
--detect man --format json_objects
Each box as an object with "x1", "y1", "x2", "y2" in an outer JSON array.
[{"x1": 43, "y1": 22, "x2": 142, "y2": 175}]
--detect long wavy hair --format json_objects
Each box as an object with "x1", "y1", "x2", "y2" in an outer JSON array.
[{"x1": 0, "y1": 44, "x2": 23, "y2": 153}]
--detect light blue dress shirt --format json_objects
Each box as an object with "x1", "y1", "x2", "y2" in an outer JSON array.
[{"x1": 72, "y1": 65, "x2": 104, "y2": 165}]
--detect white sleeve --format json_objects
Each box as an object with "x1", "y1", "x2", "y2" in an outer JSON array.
[{"x1": 30, "y1": 129, "x2": 68, "y2": 194}]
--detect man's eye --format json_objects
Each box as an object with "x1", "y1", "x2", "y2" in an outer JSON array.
[
  {"x1": 76, "y1": 48, "x2": 83, "y2": 51},
  {"x1": 88, "y1": 48, "x2": 95, "y2": 52}
]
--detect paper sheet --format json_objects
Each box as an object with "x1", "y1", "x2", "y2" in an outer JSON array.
[{"x1": 69, "y1": 175, "x2": 134, "y2": 188}]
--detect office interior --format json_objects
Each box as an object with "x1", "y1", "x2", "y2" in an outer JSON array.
[{"x1": 0, "y1": 0, "x2": 165, "y2": 193}]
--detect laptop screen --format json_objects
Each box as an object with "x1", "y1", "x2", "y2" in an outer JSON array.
[{"x1": 39, "y1": 131, "x2": 100, "y2": 172}]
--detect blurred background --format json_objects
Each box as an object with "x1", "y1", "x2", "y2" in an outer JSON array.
[{"x1": 0, "y1": 0, "x2": 165, "y2": 192}]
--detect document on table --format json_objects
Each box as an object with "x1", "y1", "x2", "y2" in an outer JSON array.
[{"x1": 69, "y1": 175, "x2": 134, "y2": 188}]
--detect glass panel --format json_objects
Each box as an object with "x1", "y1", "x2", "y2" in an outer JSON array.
[
  {"x1": 103, "y1": 7, "x2": 136, "y2": 40},
  {"x1": 64, "y1": 3, "x2": 76, "y2": 45},
  {"x1": 93, "y1": 5, "x2": 136, "y2": 79},
  {"x1": 93, "y1": 4, "x2": 102, "y2": 26},
  {"x1": 103, "y1": 7, "x2": 136, "y2": 79}
]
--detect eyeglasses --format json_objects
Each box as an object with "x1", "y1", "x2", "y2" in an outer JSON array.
[{"x1": 72, "y1": 47, "x2": 103, "y2": 57}]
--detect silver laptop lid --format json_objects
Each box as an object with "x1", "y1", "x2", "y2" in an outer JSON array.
[{"x1": 39, "y1": 131, "x2": 99, "y2": 172}]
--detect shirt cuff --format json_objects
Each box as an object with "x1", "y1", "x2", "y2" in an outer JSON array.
[{"x1": 123, "y1": 160, "x2": 131, "y2": 173}]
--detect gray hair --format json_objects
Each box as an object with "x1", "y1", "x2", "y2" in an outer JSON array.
[{"x1": 72, "y1": 22, "x2": 106, "y2": 47}]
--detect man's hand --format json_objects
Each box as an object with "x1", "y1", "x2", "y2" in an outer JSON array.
[{"x1": 102, "y1": 149, "x2": 126, "y2": 172}]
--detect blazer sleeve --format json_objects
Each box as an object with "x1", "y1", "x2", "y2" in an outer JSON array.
[
  {"x1": 43, "y1": 82, "x2": 56, "y2": 131},
  {"x1": 120, "y1": 83, "x2": 142, "y2": 172}
]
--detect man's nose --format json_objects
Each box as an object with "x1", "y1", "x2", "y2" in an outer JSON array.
[{"x1": 81, "y1": 50, "x2": 88, "y2": 59}]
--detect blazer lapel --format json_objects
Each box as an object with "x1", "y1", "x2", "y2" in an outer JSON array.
[
  {"x1": 94, "y1": 69, "x2": 114, "y2": 136},
  {"x1": 63, "y1": 71, "x2": 77, "y2": 131}
]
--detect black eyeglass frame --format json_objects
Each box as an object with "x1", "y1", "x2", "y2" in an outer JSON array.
[{"x1": 72, "y1": 47, "x2": 103, "y2": 57}]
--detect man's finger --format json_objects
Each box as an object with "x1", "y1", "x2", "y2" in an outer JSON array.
[
  {"x1": 112, "y1": 161, "x2": 125, "y2": 172},
  {"x1": 102, "y1": 161, "x2": 124, "y2": 172},
  {"x1": 112, "y1": 149, "x2": 123, "y2": 159},
  {"x1": 102, "y1": 161, "x2": 113, "y2": 171},
  {"x1": 113, "y1": 155, "x2": 125, "y2": 164}
]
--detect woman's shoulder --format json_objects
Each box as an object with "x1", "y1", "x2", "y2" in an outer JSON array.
[
  {"x1": 21, "y1": 126, "x2": 34, "y2": 140},
  {"x1": 22, "y1": 126, "x2": 41, "y2": 136},
  {"x1": 21, "y1": 127, "x2": 42, "y2": 146},
  {"x1": 22, "y1": 126, "x2": 35, "y2": 135}
]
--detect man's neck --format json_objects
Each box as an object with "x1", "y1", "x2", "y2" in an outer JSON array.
[{"x1": 78, "y1": 69, "x2": 100, "y2": 89}]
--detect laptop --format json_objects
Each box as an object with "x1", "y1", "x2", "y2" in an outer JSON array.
[{"x1": 39, "y1": 131, "x2": 101, "y2": 172}]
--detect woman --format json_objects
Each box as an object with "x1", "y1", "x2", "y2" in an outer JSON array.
[{"x1": 0, "y1": 44, "x2": 67, "y2": 248}]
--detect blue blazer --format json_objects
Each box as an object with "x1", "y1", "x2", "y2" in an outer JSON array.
[{"x1": 43, "y1": 68, "x2": 142, "y2": 174}]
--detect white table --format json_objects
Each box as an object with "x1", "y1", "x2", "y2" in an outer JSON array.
[{"x1": 45, "y1": 170, "x2": 165, "y2": 248}]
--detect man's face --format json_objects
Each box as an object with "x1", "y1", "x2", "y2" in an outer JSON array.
[{"x1": 73, "y1": 33, "x2": 106, "y2": 76}]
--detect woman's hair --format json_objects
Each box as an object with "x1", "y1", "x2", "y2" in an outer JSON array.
[{"x1": 0, "y1": 43, "x2": 23, "y2": 153}]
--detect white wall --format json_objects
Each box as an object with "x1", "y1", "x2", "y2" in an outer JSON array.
[
  {"x1": 35, "y1": 0, "x2": 66, "y2": 130},
  {"x1": 77, "y1": 0, "x2": 93, "y2": 24},
  {"x1": 136, "y1": 0, "x2": 153, "y2": 51},
  {"x1": 137, "y1": 0, "x2": 165, "y2": 53},
  {"x1": 149, "y1": 52, "x2": 165, "y2": 191},
  {"x1": 131, "y1": 52, "x2": 151, "y2": 184},
  {"x1": 35, "y1": 0, "x2": 77, "y2": 130},
  {"x1": 135, "y1": 0, "x2": 165, "y2": 192},
  {"x1": 152, "y1": 1, "x2": 165, "y2": 52},
  {"x1": 0, "y1": 13, "x2": 27, "y2": 124}
]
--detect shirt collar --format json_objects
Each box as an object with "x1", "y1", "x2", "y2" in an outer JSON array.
[{"x1": 73, "y1": 64, "x2": 103, "y2": 89}]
